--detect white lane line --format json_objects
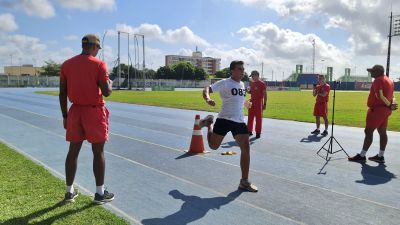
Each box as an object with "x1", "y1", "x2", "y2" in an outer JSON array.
[
  {"x1": 0, "y1": 102, "x2": 190, "y2": 139},
  {"x1": 2, "y1": 104, "x2": 400, "y2": 213},
  {"x1": 0, "y1": 136, "x2": 142, "y2": 225},
  {"x1": 0, "y1": 112, "x2": 305, "y2": 224}
]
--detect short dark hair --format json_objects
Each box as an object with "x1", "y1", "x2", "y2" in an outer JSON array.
[
  {"x1": 82, "y1": 43, "x2": 96, "y2": 49},
  {"x1": 230, "y1": 60, "x2": 244, "y2": 71}
]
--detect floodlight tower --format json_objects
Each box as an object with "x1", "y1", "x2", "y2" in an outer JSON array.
[
  {"x1": 311, "y1": 38, "x2": 316, "y2": 74},
  {"x1": 386, "y1": 12, "x2": 400, "y2": 77}
]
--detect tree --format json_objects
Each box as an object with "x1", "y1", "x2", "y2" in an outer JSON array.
[
  {"x1": 40, "y1": 60, "x2": 61, "y2": 76},
  {"x1": 144, "y1": 69, "x2": 156, "y2": 79},
  {"x1": 110, "y1": 63, "x2": 141, "y2": 80},
  {"x1": 172, "y1": 61, "x2": 196, "y2": 80},
  {"x1": 215, "y1": 67, "x2": 230, "y2": 78},
  {"x1": 156, "y1": 66, "x2": 176, "y2": 79},
  {"x1": 215, "y1": 67, "x2": 249, "y2": 81},
  {"x1": 194, "y1": 67, "x2": 208, "y2": 80}
]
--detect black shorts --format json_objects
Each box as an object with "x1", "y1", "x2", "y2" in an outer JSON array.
[{"x1": 213, "y1": 118, "x2": 248, "y2": 137}]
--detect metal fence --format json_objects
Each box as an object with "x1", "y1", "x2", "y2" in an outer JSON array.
[
  {"x1": 3, "y1": 76, "x2": 399, "y2": 91},
  {"x1": 0, "y1": 76, "x2": 59, "y2": 87}
]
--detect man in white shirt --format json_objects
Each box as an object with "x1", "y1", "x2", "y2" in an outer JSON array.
[{"x1": 201, "y1": 60, "x2": 258, "y2": 192}]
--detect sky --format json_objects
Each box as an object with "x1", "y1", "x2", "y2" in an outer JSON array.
[{"x1": 1, "y1": 0, "x2": 400, "y2": 80}]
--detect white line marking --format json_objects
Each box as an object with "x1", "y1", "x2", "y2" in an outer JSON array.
[{"x1": 1, "y1": 104, "x2": 400, "y2": 214}]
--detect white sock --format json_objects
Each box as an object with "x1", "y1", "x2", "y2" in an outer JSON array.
[
  {"x1": 96, "y1": 185, "x2": 104, "y2": 195},
  {"x1": 66, "y1": 185, "x2": 74, "y2": 194},
  {"x1": 359, "y1": 150, "x2": 367, "y2": 157},
  {"x1": 378, "y1": 150, "x2": 385, "y2": 157}
]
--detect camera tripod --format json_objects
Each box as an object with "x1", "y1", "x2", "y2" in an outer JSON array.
[{"x1": 316, "y1": 81, "x2": 349, "y2": 161}]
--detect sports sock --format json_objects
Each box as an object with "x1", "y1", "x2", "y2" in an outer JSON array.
[
  {"x1": 359, "y1": 150, "x2": 367, "y2": 157},
  {"x1": 66, "y1": 185, "x2": 74, "y2": 194},
  {"x1": 96, "y1": 185, "x2": 104, "y2": 195},
  {"x1": 378, "y1": 150, "x2": 385, "y2": 157}
]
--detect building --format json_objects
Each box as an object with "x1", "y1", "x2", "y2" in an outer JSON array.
[
  {"x1": 4, "y1": 65, "x2": 43, "y2": 76},
  {"x1": 165, "y1": 48, "x2": 220, "y2": 75}
]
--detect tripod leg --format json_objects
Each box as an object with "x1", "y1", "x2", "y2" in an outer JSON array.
[{"x1": 332, "y1": 136, "x2": 349, "y2": 157}]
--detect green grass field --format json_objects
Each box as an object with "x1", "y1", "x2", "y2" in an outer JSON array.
[
  {"x1": 0, "y1": 142, "x2": 128, "y2": 225},
  {"x1": 36, "y1": 90, "x2": 400, "y2": 131}
]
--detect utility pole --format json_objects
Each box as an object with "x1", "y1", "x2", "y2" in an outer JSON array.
[
  {"x1": 312, "y1": 39, "x2": 316, "y2": 74},
  {"x1": 117, "y1": 31, "x2": 121, "y2": 89},
  {"x1": 261, "y1": 62, "x2": 264, "y2": 79},
  {"x1": 386, "y1": 11, "x2": 400, "y2": 77}
]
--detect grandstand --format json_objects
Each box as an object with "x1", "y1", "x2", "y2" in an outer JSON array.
[{"x1": 296, "y1": 73, "x2": 319, "y2": 89}]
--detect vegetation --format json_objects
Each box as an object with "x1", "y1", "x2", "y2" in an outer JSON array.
[
  {"x1": 36, "y1": 90, "x2": 400, "y2": 132},
  {"x1": 40, "y1": 60, "x2": 61, "y2": 76},
  {"x1": 0, "y1": 142, "x2": 128, "y2": 225}
]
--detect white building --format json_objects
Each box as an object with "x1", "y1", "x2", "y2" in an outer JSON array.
[{"x1": 165, "y1": 48, "x2": 220, "y2": 75}]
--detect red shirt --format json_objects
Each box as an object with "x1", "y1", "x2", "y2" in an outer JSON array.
[
  {"x1": 60, "y1": 54, "x2": 109, "y2": 106},
  {"x1": 250, "y1": 80, "x2": 266, "y2": 101},
  {"x1": 367, "y1": 75, "x2": 394, "y2": 108},
  {"x1": 316, "y1": 83, "x2": 330, "y2": 103}
]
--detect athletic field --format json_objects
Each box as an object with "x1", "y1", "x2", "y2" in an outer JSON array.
[
  {"x1": 37, "y1": 90, "x2": 400, "y2": 131},
  {"x1": 1, "y1": 88, "x2": 400, "y2": 225}
]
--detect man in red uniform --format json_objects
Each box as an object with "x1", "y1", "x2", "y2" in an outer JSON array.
[
  {"x1": 348, "y1": 65, "x2": 397, "y2": 163},
  {"x1": 311, "y1": 75, "x2": 330, "y2": 136},
  {"x1": 247, "y1": 70, "x2": 267, "y2": 139},
  {"x1": 59, "y1": 34, "x2": 114, "y2": 204}
]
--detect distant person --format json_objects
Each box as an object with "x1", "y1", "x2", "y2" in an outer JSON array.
[
  {"x1": 311, "y1": 75, "x2": 330, "y2": 136},
  {"x1": 348, "y1": 65, "x2": 397, "y2": 163},
  {"x1": 200, "y1": 60, "x2": 258, "y2": 192},
  {"x1": 247, "y1": 70, "x2": 267, "y2": 139},
  {"x1": 59, "y1": 34, "x2": 114, "y2": 204}
]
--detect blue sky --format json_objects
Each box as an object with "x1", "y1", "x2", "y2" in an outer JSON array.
[{"x1": 1, "y1": 0, "x2": 400, "y2": 80}]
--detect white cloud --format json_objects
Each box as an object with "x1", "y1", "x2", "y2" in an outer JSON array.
[
  {"x1": 0, "y1": 0, "x2": 55, "y2": 18},
  {"x1": 109, "y1": 23, "x2": 210, "y2": 47},
  {"x1": 58, "y1": 0, "x2": 116, "y2": 11},
  {"x1": 0, "y1": 13, "x2": 18, "y2": 32},
  {"x1": 64, "y1": 35, "x2": 79, "y2": 41},
  {"x1": 236, "y1": 0, "x2": 400, "y2": 56},
  {"x1": 163, "y1": 26, "x2": 210, "y2": 47}
]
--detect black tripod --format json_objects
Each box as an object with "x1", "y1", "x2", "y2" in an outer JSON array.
[{"x1": 316, "y1": 81, "x2": 349, "y2": 161}]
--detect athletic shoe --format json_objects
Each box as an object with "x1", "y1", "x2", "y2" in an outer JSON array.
[
  {"x1": 199, "y1": 115, "x2": 214, "y2": 128},
  {"x1": 238, "y1": 179, "x2": 258, "y2": 192},
  {"x1": 348, "y1": 154, "x2": 366, "y2": 162},
  {"x1": 64, "y1": 191, "x2": 78, "y2": 202},
  {"x1": 255, "y1": 134, "x2": 261, "y2": 139},
  {"x1": 311, "y1": 129, "x2": 320, "y2": 135},
  {"x1": 321, "y1": 130, "x2": 328, "y2": 136},
  {"x1": 368, "y1": 154, "x2": 385, "y2": 163},
  {"x1": 93, "y1": 190, "x2": 114, "y2": 204},
  {"x1": 248, "y1": 132, "x2": 253, "y2": 136}
]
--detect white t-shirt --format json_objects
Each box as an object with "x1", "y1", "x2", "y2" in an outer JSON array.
[{"x1": 210, "y1": 77, "x2": 246, "y2": 123}]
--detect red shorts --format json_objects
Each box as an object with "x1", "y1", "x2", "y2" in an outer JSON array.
[
  {"x1": 366, "y1": 107, "x2": 391, "y2": 129},
  {"x1": 66, "y1": 104, "x2": 109, "y2": 143},
  {"x1": 313, "y1": 102, "x2": 328, "y2": 116}
]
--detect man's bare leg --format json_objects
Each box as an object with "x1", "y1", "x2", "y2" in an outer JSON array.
[{"x1": 65, "y1": 141, "x2": 83, "y2": 186}]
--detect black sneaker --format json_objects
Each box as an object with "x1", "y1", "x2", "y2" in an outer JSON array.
[
  {"x1": 321, "y1": 130, "x2": 328, "y2": 136},
  {"x1": 255, "y1": 133, "x2": 261, "y2": 139},
  {"x1": 64, "y1": 191, "x2": 78, "y2": 202},
  {"x1": 93, "y1": 190, "x2": 114, "y2": 204},
  {"x1": 238, "y1": 179, "x2": 258, "y2": 192},
  {"x1": 311, "y1": 129, "x2": 320, "y2": 135},
  {"x1": 368, "y1": 154, "x2": 385, "y2": 163},
  {"x1": 248, "y1": 132, "x2": 253, "y2": 136},
  {"x1": 348, "y1": 154, "x2": 366, "y2": 162}
]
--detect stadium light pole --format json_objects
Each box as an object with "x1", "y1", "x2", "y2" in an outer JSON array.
[
  {"x1": 311, "y1": 38, "x2": 316, "y2": 74},
  {"x1": 386, "y1": 11, "x2": 400, "y2": 77}
]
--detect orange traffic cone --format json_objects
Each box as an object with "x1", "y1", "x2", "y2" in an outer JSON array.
[{"x1": 186, "y1": 115, "x2": 209, "y2": 154}]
